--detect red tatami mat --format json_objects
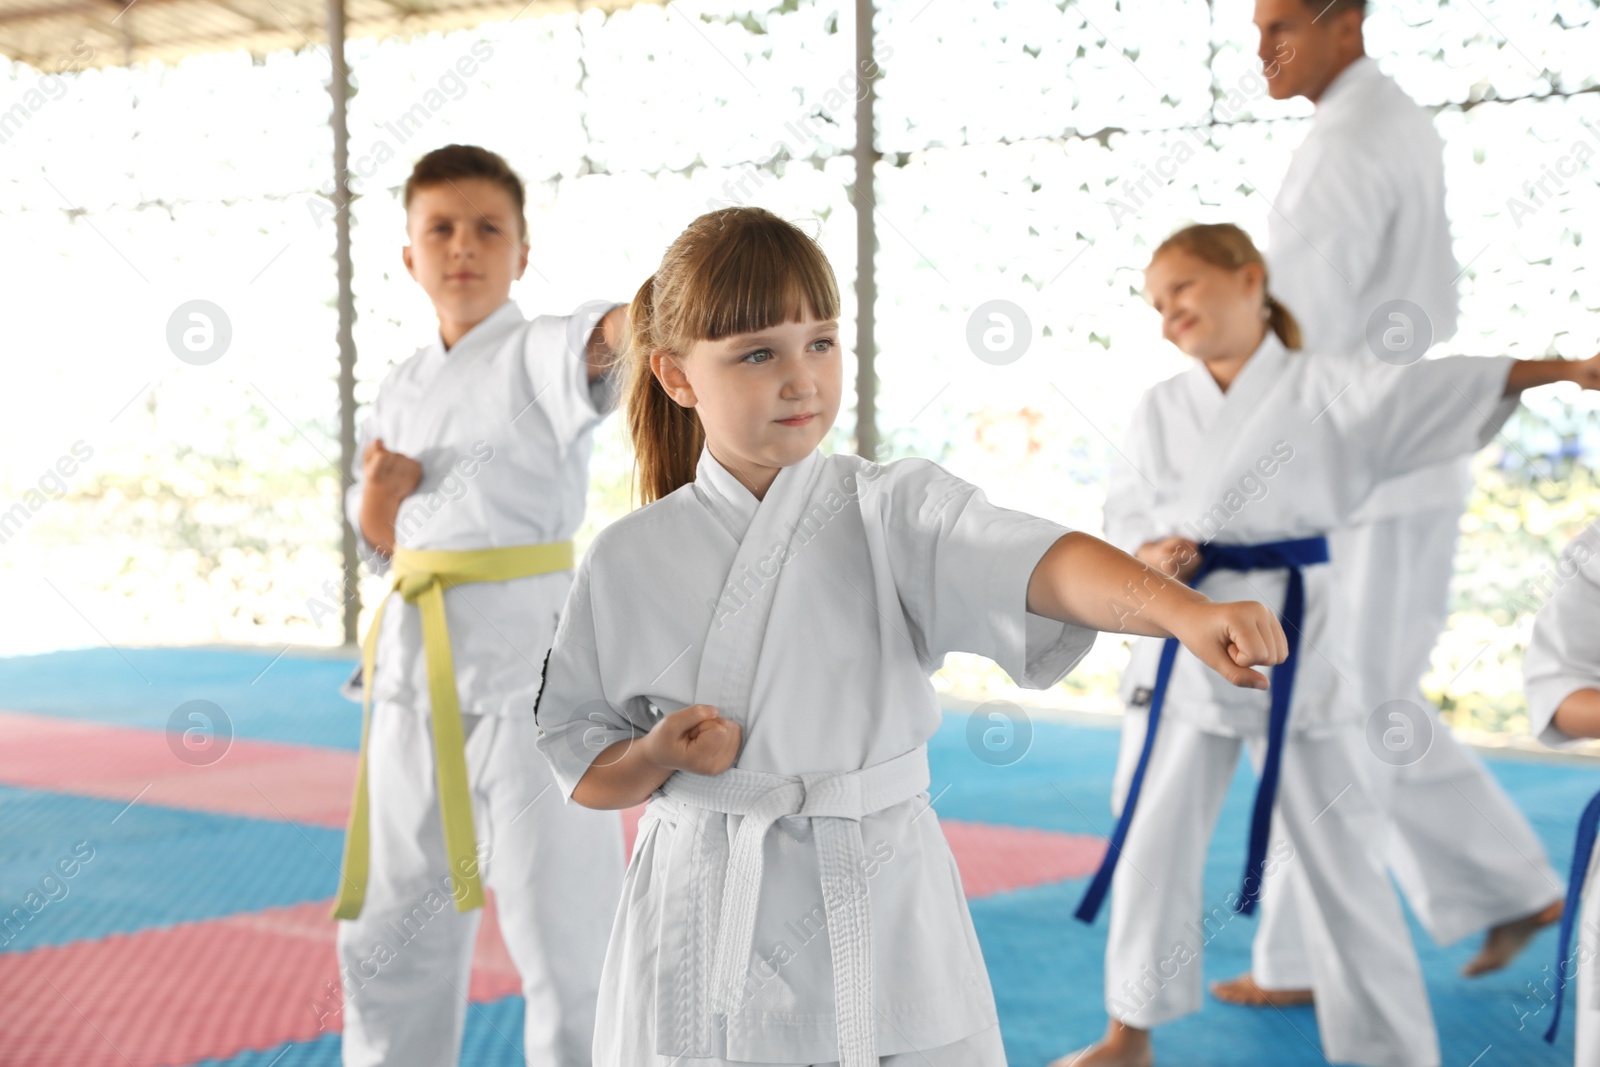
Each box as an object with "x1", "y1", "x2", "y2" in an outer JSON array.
[
  {"x1": 943, "y1": 820, "x2": 1105, "y2": 898},
  {"x1": 0, "y1": 895, "x2": 522, "y2": 1067},
  {"x1": 0, "y1": 710, "x2": 357, "y2": 828}
]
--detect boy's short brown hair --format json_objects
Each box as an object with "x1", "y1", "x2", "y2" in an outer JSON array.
[{"x1": 403, "y1": 144, "x2": 528, "y2": 241}]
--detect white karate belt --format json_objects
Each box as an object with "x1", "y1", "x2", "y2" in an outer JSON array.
[{"x1": 660, "y1": 745, "x2": 931, "y2": 1067}]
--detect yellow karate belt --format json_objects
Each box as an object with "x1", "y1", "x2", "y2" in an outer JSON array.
[{"x1": 331, "y1": 541, "x2": 575, "y2": 920}]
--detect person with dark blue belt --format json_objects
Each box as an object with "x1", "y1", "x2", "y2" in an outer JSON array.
[
  {"x1": 1524, "y1": 519, "x2": 1600, "y2": 1064},
  {"x1": 1054, "y1": 222, "x2": 1600, "y2": 1067}
]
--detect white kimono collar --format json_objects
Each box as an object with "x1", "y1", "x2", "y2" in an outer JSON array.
[
  {"x1": 432, "y1": 298, "x2": 526, "y2": 362},
  {"x1": 1173, "y1": 330, "x2": 1292, "y2": 525},
  {"x1": 694, "y1": 444, "x2": 823, "y2": 542},
  {"x1": 1189, "y1": 328, "x2": 1288, "y2": 403},
  {"x1": 1315, "y1": 54, "x2": 1380, "y2": 118}
]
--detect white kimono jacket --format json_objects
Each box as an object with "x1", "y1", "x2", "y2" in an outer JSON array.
[
  {"x1": 1525, "y1": 520, "x2": 1600, "y2": 748},
  {"x1": 1104, "y1": 332, "x2": 1514, "y2": 737},
  {"x1": 344, "y1": 297, "x2": 619, "y2": 717},
  {"x1": 535, "y1": 446, "x2": 1097, "y2": 1064},
  {"x1": 1267, "y1": 55, "x2": 1467, "y2": 522}
]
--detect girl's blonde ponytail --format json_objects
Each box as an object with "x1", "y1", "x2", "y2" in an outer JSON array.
[{"x1": 624, "y1": 273, "x2": 705, "y2": 506}]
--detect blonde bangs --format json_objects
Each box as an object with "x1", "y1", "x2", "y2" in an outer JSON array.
[{"x1": 668, "y1": 211, "x2": 840, "y2": 350}]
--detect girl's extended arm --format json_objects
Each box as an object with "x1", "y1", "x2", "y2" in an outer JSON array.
[
  {"x1": 1026, "y1": 532, "x2": 1287, "y2": 690},
  {"x1": 576, "y1": 531, "x2": 1286, "y2": 808},
  {"x1": 1505, "y1": 354, "x2": 1600, "y2": 396}
]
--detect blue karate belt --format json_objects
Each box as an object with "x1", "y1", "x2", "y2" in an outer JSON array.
[
  {"x1": 1074, "y1": 535, "x2": 1330, "y2": 925},
  {"x1": 1544, "y1": 787, "x2": 1600, "y2": 1043}
]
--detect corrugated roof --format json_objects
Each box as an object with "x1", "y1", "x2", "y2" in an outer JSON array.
[{"x1": 0, "y1": 0, "x2": 661, "y2": 70}]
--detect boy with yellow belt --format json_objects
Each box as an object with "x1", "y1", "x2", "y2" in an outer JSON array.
[{"x1": 333, "y1": 143, "x2": 625, "y2": 1067}]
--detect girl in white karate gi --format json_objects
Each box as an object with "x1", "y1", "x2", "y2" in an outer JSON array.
[
  {"x1": 1524, "y1": 520, "x2": 1600, "y2": 1064},
  {"x1": 532, "y1": 207, "x2": 1291, "y2": 1067},
  {"x1": 1058, "y1": 222, "x2": 1600, "y2": 1067}
]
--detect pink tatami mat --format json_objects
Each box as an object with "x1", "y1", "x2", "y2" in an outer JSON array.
[
  {"x1": 0, "y1": 895, "x2": 522, "y2": 1067},
  {"x1": 0, "y1": 710, "x2": 357, "y2": 828}
]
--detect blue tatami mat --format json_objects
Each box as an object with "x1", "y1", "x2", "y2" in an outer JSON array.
[
  {"x1": 1, "y1": 647, "x2": 1593, "y2": 1065},
  {"x1": 0, "y1": 646, "x2": 362, "y2": 749}
]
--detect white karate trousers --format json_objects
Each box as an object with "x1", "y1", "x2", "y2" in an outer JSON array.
[
  {"x1": 337, "y1": 701, "x2": 624, "y2": 1067},
  {"x1": 1106, "y1": 713, "x2": 1439, "y2": 1067},
  {"x1": 1253, "y1": 510, "x2": 1561, "y2": 988}
]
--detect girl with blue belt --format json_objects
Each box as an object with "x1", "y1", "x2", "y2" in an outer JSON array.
[
  {"x1": 1058, "y1": 223, "x2": 1600, "y2": 1067},
  {"x1": 1525, "y1": 519, "x2": 1600, "y2": 1064}
]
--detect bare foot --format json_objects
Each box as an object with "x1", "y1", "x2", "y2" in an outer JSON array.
[
  {"x1": 1208, "y1": 972, "x2": 1314, "y2": 1007},
  {"x1": 1462, "y1": 898, "x2": 1564, "y2": 977},
  {"x1": 1048, "y1": 1020, "x2": 1153, "y2": 1067}
]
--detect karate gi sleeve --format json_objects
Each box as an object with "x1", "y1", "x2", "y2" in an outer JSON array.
[
  {"x1": 533, "y1": 549, "x2": 652, "y2": 800},
  {"x1": 522, "y1": 298, "x2": 624, "y2": 456},
  {"x1": 878, "y1": 458, "x2": 1099, "y2": 689},
  {"x1": 1330, "y1": 353, "x2": 1515, "y2": 493},
  {"x1": 1525, "y1": 522, "x2": 1600, "y2": 749},
  {"x1": 1102, "y1": 396, "x2": 1164, "y2": 555}
]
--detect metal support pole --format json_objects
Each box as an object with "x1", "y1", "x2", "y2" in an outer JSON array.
[
  {"x1": 326, "y1": 0, "x2": 360, "y2": 647},
  {"x1": 852, "y1": 0, "x2": 879, "y2": 461}
]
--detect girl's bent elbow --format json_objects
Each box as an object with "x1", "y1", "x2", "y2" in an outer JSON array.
[{"x1": 570, "y1": 772, "x2": 606, "y2": 810}]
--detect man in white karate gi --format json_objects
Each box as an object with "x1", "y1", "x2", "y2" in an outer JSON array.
[{"x1": 1212, "y1": 0, "x2": 1563, "y2": 1008}]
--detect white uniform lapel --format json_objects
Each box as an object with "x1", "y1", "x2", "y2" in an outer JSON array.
[
  {"x1": 691, "y1": 447, "x2": 825, "y2": 731},
  {"x1": 402, "y1": 301, "x2": 524, "y2": 446},
  {"x1": 653, "y1": 447, "x2": 826, "y2": 1058},
  {"x1": 1175, "y1": 333, "x2": 1291, "y2": 528}
]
